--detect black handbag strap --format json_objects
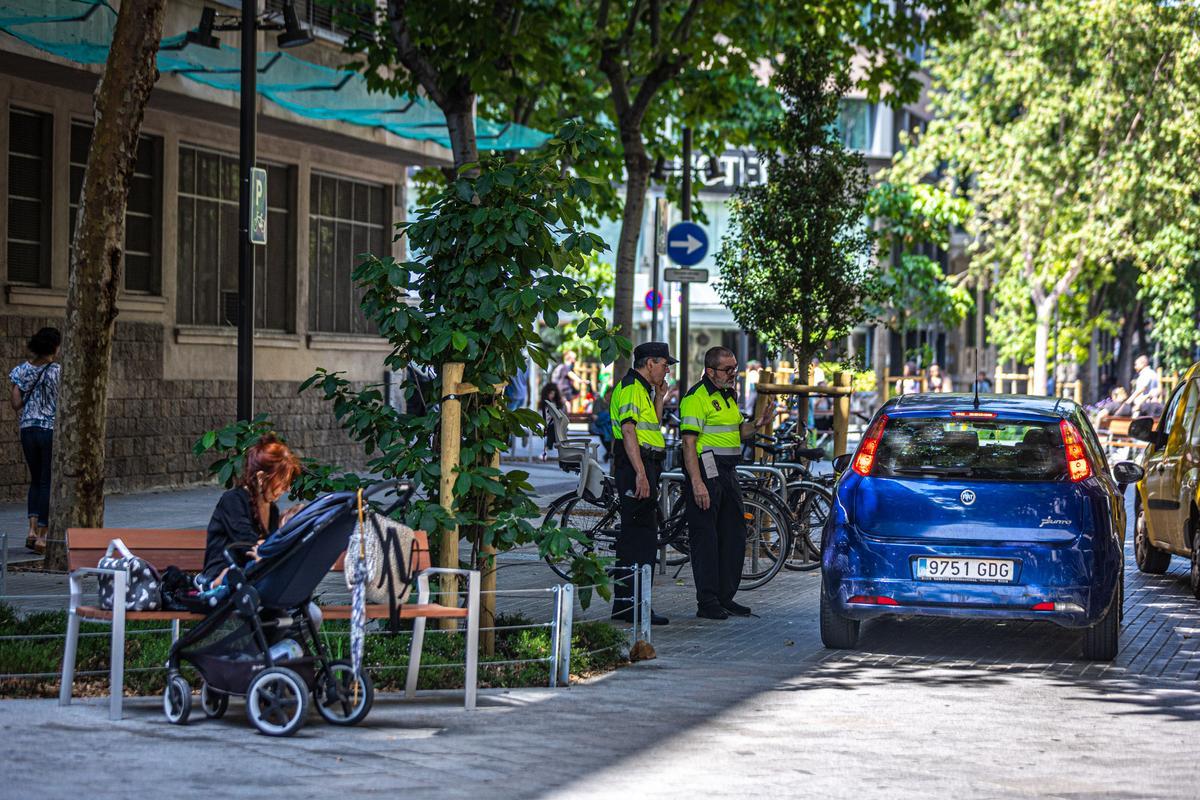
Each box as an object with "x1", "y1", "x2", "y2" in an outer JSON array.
[{"x1": 18, "y1": 363, "x2": 51, "y2": 410}]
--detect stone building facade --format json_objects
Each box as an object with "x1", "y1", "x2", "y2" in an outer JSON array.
[{"x1": 0, "y1": 1, "x2": 451, "y2": 500}]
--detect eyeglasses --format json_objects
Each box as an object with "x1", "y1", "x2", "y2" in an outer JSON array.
[{"x1": 711, "y1": 365, "x2": 739, "y2": 375}]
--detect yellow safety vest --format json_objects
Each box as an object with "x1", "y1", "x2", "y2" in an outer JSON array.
[
  {"x1": 611, "y1": 369, "x2": 665, "y2": 452},
  {"x1": 679, "y1": 377, "x2": 743, "y2": 462}
]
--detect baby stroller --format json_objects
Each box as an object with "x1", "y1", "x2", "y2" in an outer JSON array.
[{"x1": 162, "y1": 482, "x2": 413, "y2": 736}]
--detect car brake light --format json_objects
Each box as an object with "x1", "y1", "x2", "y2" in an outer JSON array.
[
  {"x1": 1032, "y1": 601, "x2": 1086, "y2": 613},
  {"x1": 853, "y1": 414, "x2": 888, "y2": 476},
  {"x1": 847, "y1": 595, "x2": 899, "y2": 606},
  {"x1": 951, "y1": 411, "x2": 997, "y2": 419},
  {"x1": 1059, "y1": 419, "x2": 1093, "y2": 482}
]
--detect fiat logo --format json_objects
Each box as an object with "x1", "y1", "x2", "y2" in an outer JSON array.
[{"x1": 960, "y1": 489, "x2": 976, "y2": 506}]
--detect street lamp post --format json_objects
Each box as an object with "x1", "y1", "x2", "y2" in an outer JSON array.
[{"x1": 186, "y1": 1, "x2": 312, "y2": 421}]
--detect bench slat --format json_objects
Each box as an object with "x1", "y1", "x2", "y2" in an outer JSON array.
[
  {"x1": 67, "y1": 528, "x2": 207, "y2": 573},
  {"x1": 75, "y1": 606, "x2": 206, "y2": 622},
  {"x1": 320, "y1": 603, "x2": 468, "y2": 620}
]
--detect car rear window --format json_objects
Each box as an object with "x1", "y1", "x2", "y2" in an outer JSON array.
[{"x1": 874, "y1": 417, "x2": 1068, "y2": 481}]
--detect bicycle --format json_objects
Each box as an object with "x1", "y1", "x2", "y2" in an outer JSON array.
[
  {"x1": 744, "y1": 429, "x2": 835, "y2": 572},
  {"x1": 541, "y1": 441, "x2": 793, "y2": 590}
]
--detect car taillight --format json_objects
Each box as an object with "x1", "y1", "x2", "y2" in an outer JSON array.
[
  {"x1": 848, "y1": 595, "x2": 899, "y2": 606},
  {"x1": 852, "y1": 414, "x2": 888, "y2": 476},
  {"x1": 1059, "y1": 419, "x2": 1093, "y2": 482}
]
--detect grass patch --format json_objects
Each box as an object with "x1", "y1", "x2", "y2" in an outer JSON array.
[{"x1": 0, "y1": 603, "x2": 627, "y2": 699}]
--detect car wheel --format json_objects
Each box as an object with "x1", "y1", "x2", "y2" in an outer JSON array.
[
  {"x1": 1134, "y1": 502, "x2": 1171, "y2": 574},
  {"x1": 820, "y1": 590, "x2": 860, "y2": 649},
  {"x1": 1081, "y1": 574, "x2": 1120, "y2": 661}
]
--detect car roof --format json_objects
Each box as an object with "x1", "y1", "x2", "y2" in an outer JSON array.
[{"x1": 881, "y1": 393, "x2": 1079, "y2": 420}]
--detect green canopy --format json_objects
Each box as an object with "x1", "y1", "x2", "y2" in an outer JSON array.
[{"x1": 0, "y1": 0, "x2": 548, "y2": 151}]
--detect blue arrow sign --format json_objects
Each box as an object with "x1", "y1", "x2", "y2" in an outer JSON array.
[{"x1": 666, "y1": 221, "x2": 708, "y2": 266}]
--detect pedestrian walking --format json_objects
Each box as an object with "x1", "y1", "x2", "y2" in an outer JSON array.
[
  {"x1": 9, "y1": 326, "x2": 61, "y2": 553},
  {"x1": 610, "y1": 341, "x2": 675, "y2": 625},
  {"x1": 927, "y1": 363, "x2": 952, "y2": 393},
  {"x1": 539, "y1": 382, "x2": 566, "y2": 460},
  {"x1": 679, "y1": 346, "x2": 771, "y2": 619},
  {"x1": 551, "y1": 350, "x2": 586, "y2": 411},
  {"x1": 588, "y1": 385, "x2": 615, "y2": 461}
]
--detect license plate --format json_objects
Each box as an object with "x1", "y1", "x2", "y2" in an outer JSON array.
[{"x1": 913, "y1": 557, "x2": 1016, "y2": 583}]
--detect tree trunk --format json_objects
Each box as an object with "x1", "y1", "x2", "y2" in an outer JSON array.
[
  {"x1": 44, "y1": 0, "x2": 165, "y2": 570},
  {"x1": 444, "y1": 97, "x2": 480, "y2": 175},
  {"x1": 1116, "y1": 300, "x2": 1142, "y2": 389},
  {"x1": 1031, "y1": 308, "x2": 1051, "y2": 396},
  {"x1": 611, "y1": 138, "x2": 651, "y2": 378},
  {"x1": 872, "y1": 321, "x2": 889, "y2": 409},
  {"x1": 1085, "y1": 326, "x2": 1100, "y2": 405}
]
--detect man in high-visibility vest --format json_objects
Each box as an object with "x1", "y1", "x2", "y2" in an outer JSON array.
[
  {"x1": 679, "y1": 346, "x2": 771, "y2": 619},
  {"x1": 610, "y1": 341, "x2": 676, "y2": 625}
]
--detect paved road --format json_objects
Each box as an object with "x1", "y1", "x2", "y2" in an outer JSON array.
[{"x1": 7, "y1": 483, "x2": 1200, "y2": 798}]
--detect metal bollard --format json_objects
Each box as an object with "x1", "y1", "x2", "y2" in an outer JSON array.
[
  {"x1": 549, "y1": 584, "x2": 562, "y2": 688},
  {"x1": 559, "y1": 583, "x2": 574, "y2": 687},
  {"x1": 638, "y1": 564, "x2": 653, "y2": 645},
  {"x1": 631, "y1": 564, "x2": 642, "y2": 642}
]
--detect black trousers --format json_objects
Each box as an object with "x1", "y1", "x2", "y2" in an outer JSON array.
[
  {"x1": 20, "y1": 426, "x2": 53, "y2": 526},
  {"x1": 684, "y1": 465, "x2": 746, "y2": 608},
  {"x1": 612, "y1": 452, "x2": 662, "y2": 608}
]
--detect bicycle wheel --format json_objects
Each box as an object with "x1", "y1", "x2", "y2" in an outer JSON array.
[
  {"x1": 660, "y1": 480, "x2": 690, "y2": 566},
  {"x1": 739, "y1": 488, "x2": 791, "y2": 590},
  {"x1": 784, "y1": 483, "x2": 832, "y2": 571},
  {"x1": 541, "y1": 492, "x2": 617, "y2": 581}
]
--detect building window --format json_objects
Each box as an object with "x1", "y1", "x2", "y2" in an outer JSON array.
[
  {"x1": 176, "y1": 145, "x2": 293, "y2": 330},
  {"x1": 69, "y1": 123, "x2": 163, "y2": 293},
  {"x1": 308, "y1": 172, "x2": 388, "y2": 334},
  {"x1": 836, "y1": 99, "x2": 875, "y2": 153},
  {"x1": 7, "y1": 108, "x2": 52, "y2": 285},
  {"x1": 267, "y1": 0, "x2": 374, "y2": 39}
]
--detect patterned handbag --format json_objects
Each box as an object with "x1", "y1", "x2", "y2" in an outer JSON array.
[
  {"x1": 344, "y1": 512, "x2": 417, "y2": 630},
  {"x1": 96, "y1": 538, "x2": 162, "y2": 611}
]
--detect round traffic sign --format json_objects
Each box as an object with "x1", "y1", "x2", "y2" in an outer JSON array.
[
  {"x1": 645, "y1": 289, "x2": 663, "y2": 311},
  {"x1": 666, "y1": 221, "x2": 708, "y2": 266}
]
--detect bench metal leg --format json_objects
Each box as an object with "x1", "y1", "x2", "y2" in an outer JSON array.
[
  {"x1": 405, "y1": 616, "x2": 426, "y2": 699},
  {"x1": 171, "y1": 618, "x2": 181, "y2": 643},
  {"x1": 59, "y1": 574, "x2": 82, "y2": 707},
  {"x1": 464, "y1": 571, "x2": 480, "y2": 710},
  {"x1": 109, "y1": 571, "x2": 127, "y2": 721}
]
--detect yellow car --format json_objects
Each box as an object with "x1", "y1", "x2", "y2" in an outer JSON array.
[{"x1": 1131, "y1": 363, "x2": 1200, "y2": 596}]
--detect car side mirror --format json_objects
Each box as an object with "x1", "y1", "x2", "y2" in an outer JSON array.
[
  {"x1": 832, "y1": 453, "x2": 853, "y2": 474},
  {"x1": 1127, "y1": 416, "x2": 1155, "y2": 443},
  {"x1": 1112, "y1": 461, "x2": 1145, "y2": 486}
]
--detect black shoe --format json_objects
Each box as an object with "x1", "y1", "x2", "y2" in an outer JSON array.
[
  {"x1": 721, "y1": 600, "x2": 752, "y2": 617},
  {"x1": 696, "y1": 605, "x2": 729, "y2": 620},
  {"x1": 650, "y1": 610, "x2": 669, "y2": 626},
  {"x1": 610, "y1": 605, "x2": 634, "y2": 623}
]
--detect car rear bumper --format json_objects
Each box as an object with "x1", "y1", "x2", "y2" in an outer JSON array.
[
  {"x1": 822, "y1": 524, "x2": 1120, "y2": 628},
  {"x1": 827, "y1": 580, "x2": 1096, "y2": 627}
]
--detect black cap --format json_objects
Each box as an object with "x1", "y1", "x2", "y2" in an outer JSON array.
[{"x1": 633, "y1": 341, "x2": 678, "y2": 365}]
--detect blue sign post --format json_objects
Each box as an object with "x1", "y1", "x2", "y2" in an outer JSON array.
[{"x1": 666, "y1": 221, "x2": 708, "y2": 266}]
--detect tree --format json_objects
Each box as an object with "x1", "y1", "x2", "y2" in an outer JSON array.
[
  {"x1": 301, "y1": 122, "x2": 627, "y2": 611},
  {"x1": 347, "y1": 2, "x2": 974, "y2": 378},
  {"x1": 714, "y1": 43, "x2": 876, "y2": 366},
  {"x1": 45, "y1": 0, "x2": 166, "y2": 569},
  {"x1": 890, "y1": 0, "x2": 1200, "y2": 395},
  {"x1": 866, "y1": 181, "x2": 974, "y2": 385}
]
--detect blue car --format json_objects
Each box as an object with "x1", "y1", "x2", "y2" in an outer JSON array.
[{"x1": 821, "y1": 394, "x2": 1145, "y2": 660}]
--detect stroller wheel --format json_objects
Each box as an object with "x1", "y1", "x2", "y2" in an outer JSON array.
[
  {"x1": 163, "y1": 674, "x2": 192, "y2": 725},
  {"x1": 200, "y1": 681, "x2": 229, "y2": 719},
  {"x1": 315, "y1": 660, "x2": 374, "y2": 726},
  {"x1": 246, "y1": 667, "x2": 308, "y2": 737}
]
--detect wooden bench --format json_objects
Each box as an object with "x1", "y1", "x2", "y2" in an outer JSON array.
[
  {"x1": 1097, "y1": 415, "x2": 1151, "y2": 455},
  {"x1": 60, "y1": 528, "x2": 479, "y2": 720}
]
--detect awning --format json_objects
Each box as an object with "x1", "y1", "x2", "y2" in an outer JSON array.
[{"x1": 0, "y1": 0, "x2": 548, "y2": 151}]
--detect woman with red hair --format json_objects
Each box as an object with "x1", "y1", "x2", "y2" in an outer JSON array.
[{"x1": 199, "y1": 434, "x2": 302, "y2": 587}]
